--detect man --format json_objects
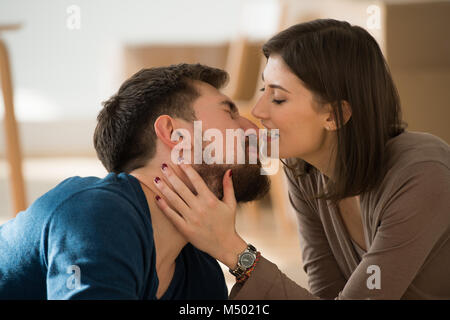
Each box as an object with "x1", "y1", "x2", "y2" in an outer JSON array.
[{"x1": 0, "y1": 63, "x2": 270, "y2": 299}]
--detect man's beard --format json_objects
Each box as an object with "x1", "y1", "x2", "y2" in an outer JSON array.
[{"x1": 192, "y1": 161, "x2": 270, "y2": 203}]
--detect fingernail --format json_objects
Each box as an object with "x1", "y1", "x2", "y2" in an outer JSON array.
[
  {"x1": 161, "y1": 163, "x2": 168, "y2": 171},
  {"x1": 155, "y1": 195, "x2": 161, "y2": 201},
  {"x1": 154, "y1": 177, "x2": 161, "y2": 184},
  {"x1": 229, "y1": 170, "x2": 233, "y2": 177}
]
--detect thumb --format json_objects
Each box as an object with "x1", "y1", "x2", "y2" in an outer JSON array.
[{"x1": 222, "y1": 169, "x2": 236, "y2": 208}]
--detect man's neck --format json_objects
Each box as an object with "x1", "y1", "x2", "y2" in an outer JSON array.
[{"x1": 129, "y1": 164, "x2": 187, "y2": 273}]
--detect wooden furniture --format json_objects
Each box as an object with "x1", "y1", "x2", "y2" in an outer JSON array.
[
  {"x1": 123, "y1": 43, "x2": 229, "y2": 79},
  {"x1": 0, "y1": 24, "x2": 27, "y2": 217},
  {"x1": 385, "y1": 1, "x2": 450, "y2": 144}
]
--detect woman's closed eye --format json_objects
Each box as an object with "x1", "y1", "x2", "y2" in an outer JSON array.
[
  {"x1": 259, "y1": 87, "x2": 286, "y2": 105},
  {"x1": 272, "y1": 99, "x2": 286, "y2": 105}
]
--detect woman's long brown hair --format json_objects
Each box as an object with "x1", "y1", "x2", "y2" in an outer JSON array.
[{"x1": 263, "y1": 19, "x2": 407, "y2": 204}]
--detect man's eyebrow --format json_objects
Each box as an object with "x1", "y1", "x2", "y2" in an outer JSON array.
[
  {"x1": 261, "y1": 72, "x2": 291, "y2": 93},
  {"x1": 220, "y1": 99, "x2": 238, "y2": 113}
]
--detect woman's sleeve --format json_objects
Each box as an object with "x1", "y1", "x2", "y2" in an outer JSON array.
[
  {"x1": 337, "y1": 161, "x2": 450, "y2": 299},
  {"x1": 229, "y1": 164, "x2": 346, "y2": 300},
  {"x1": 230, "y1": 160, "x2": 450, "y2": 300}
]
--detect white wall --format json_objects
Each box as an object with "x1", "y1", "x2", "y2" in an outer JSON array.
[
  {"x1": 0, "y1": 0, "x2": 250, "y2": 122},
  {"x1": 0, "y1": 0, "x2": 388, "y2": 156},
  {"x1": 0, "y1": 0, "x2": 281, "y2": 156}
]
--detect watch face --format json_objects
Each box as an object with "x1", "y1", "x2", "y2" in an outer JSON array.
[{"x1": 239, "y1": 252, "x2": 256, "y2": 268}]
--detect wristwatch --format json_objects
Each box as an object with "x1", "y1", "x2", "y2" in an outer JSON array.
[{"x1": 229, "y1": 244, "x2": 257, "y2": 278}]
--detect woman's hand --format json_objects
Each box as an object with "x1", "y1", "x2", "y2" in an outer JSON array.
[{"x1": 153, "y1": 162, "x2": 248, "y2": 269}]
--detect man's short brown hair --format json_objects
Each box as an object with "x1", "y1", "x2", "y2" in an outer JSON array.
[{"x1": 93, "y1": 63, "x2": 228, "y2": 173}]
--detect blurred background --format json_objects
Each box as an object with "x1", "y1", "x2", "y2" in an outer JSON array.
[{"x1": 1, "y1": 0, "x2": 449, "y2": 293}]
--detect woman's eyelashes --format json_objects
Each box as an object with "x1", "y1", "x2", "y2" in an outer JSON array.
[{"x1": 272, "y1": 99, "x2": 286, "y2": 105}]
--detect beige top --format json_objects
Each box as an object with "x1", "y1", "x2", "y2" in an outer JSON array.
[{"x1": 230, "y1": 131, "x2": 450, "y2": 300}]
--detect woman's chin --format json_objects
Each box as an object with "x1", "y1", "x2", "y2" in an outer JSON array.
[
  {"x1": 277, "y1": 148, "x2": 302, "y2": 160},
  {"x1": 278, "y1": 152, "x2": 290, "y2": 159}
]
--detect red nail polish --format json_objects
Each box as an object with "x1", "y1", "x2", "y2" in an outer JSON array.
[
  {"x1": 155, "y1": 195, "x2": 161, "y2": 201},
  {"x1": 229, "y1": 170, "x2": 233, "y2": 177},
  {"x1": 161, "y1": 163, "x2": 168, "y2": 171},
  {"x1": 154, "y1": 177, "x2": 161, "y2": 184}
]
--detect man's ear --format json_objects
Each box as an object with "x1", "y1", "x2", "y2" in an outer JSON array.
[
  {"x1": 154, "y1": 115, "x2": 181, "y2": 148},
  {"x1": 324, "y1": 100, "x2": 352, "y2": 131}
]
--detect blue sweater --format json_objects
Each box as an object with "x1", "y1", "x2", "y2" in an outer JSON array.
[{"x1": 0, "y1": 172, "x2": 228, "y2": 300}]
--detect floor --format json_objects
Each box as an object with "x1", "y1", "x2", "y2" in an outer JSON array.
[{"x1": 0, "y1": 156, "x2": 310, "y2": 294}]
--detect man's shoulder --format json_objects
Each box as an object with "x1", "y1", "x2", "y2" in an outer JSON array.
[
  {"x1": 44, "y1": 174, "x2": 154, "y2": 267},
  {"x1": 49, "y1": 176, "x2": 148, "y2": 228},
  {"x1": 30, "y1": 172, "x2": 143, "y2": 218},
  {"x1": 14, "y1": 172, "x2": 151, "y2": 243}
]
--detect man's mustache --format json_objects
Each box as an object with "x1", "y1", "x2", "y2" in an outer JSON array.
[{"x1": 171, "y1": 123, "x2": 279, "y2": 174}]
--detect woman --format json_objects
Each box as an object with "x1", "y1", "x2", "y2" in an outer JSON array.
[{"x1": 153, "y1": 19, "x2": 450, "y2": 299}]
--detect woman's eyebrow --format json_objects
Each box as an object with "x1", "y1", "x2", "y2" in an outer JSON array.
[
  {"x1": 268, "y1": 84, "x2": 291, "y2": 93},
  {"x1": 261, "y1": 73, "x2": 291, "y2": 93}
]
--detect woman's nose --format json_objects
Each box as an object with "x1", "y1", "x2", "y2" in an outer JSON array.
[{"x1": 251, "y1": 96, "x2": 269, "y2": 121}]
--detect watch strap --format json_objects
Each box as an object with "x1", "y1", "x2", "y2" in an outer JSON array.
[{"x1": 229, "y1": 244, "x2": 257, "y2": 278}]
